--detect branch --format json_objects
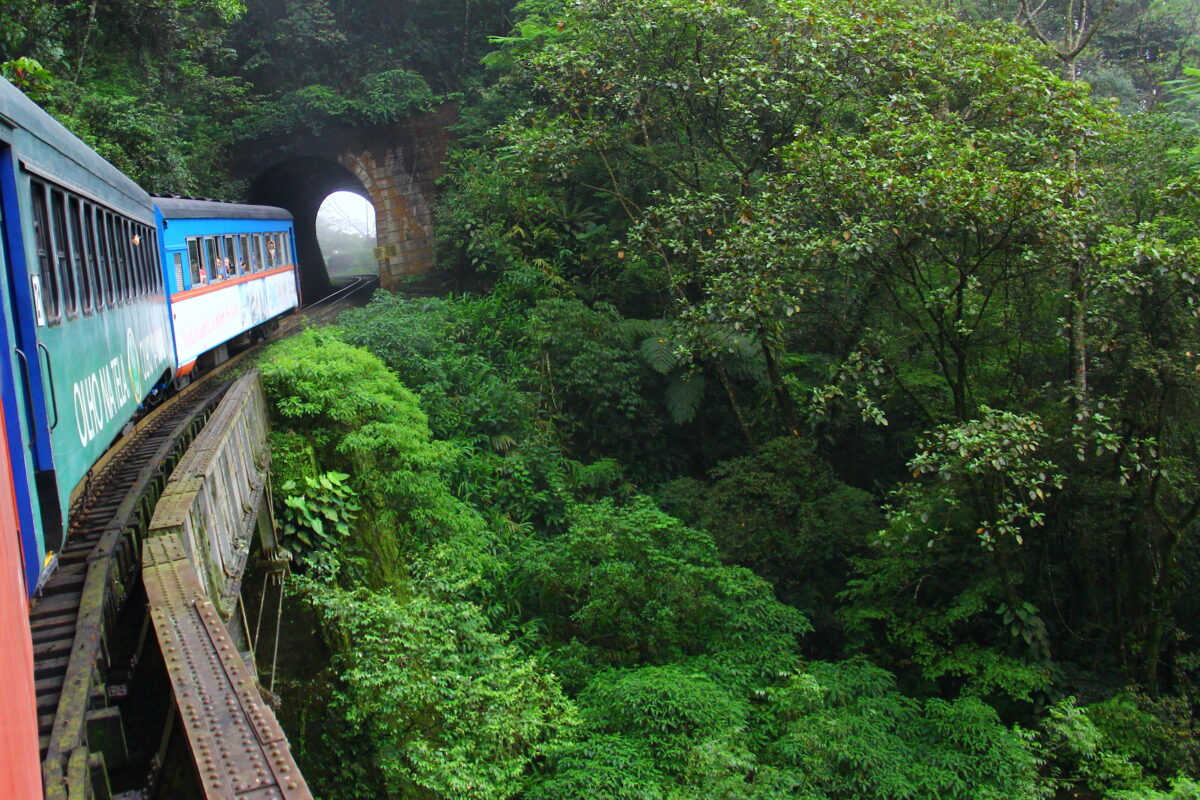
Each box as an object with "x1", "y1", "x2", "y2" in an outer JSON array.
[
  {"x1": 1017, "y1": 0, "x2": 1054, "y2": 46},
  {"x1": 1065, "y1": 0, "x2": 1119, "y2": 61}
]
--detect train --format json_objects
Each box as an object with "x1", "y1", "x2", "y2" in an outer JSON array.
[{"x1": 0, "y1": 77, "x2": 301, "y2": 792}]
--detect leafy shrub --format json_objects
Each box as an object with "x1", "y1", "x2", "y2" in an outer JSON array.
[
  {"x1": 531, "y1": 298, "x2": 666, "y2": 464},
  {"x1": 356, "y1": 70, "x2": 433, "y2": 123},
  {"x1": 662, "y1": 436, "x2": 881, "y2": 639},
  {"x1": 260, "y1": 328, "x2": 484, "y2": 587},
  {"x1": 759, "y1": 659, "x2": 1045, "y2": 800},
  {"x1": 338, "y1": 292, "x2": 537, "y2": 444},
  {"x1": 298, "y1": 579, "x2": 576, "y2": 800},
  {"x1": 527, "y1": 497, "x2": 809, "y2": 685},
  {"x1": 275, "y1": 472, "x2": 360, "y2": 561},
  {"x1": 529, "y1": 665, "x2": 755, "y2": 799}
]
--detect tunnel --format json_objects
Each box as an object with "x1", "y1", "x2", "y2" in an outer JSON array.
[{"x1": 247, "y1": 157, "x2": 372, "y2": 302}]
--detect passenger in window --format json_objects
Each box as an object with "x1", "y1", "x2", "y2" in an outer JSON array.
[{"x1": 266, "y1": 238, "x2": 277, "y2": 267}]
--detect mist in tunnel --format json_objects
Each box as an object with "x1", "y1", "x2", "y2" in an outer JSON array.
[{"x1": 316, "y1": 191, "x2": 378, "y2": 281}]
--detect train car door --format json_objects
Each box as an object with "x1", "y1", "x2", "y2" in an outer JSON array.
[
  {"x1": 0, "y1": 135, "x2": 61, "y2": 590},
  {"x1": 0, "y1": 139, "x2": 41, "y2": 793}
]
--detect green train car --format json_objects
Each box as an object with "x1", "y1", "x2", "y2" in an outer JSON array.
[{"x1": 0, "y1": 78, "x2": 174, "y2": 590}]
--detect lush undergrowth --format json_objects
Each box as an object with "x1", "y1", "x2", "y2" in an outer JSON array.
[
  {"x1": 6, "y1": 0, "x2": 1200, "y2": 795},
  {"x1": 255, "y1": 3, "x2": 1200, "y2": 794},
  {"x1": 259, "y1": 290, "x2": 1198, "y2": 799}
]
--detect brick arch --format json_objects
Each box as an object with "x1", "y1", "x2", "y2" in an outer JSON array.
[{"x1": 231, "y1": 105, "x2": 456, "y2": 296}]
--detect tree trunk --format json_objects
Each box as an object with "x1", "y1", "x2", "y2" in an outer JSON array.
[{"x1": 758, "y1": 327, "x2": 799, "y2": 436}]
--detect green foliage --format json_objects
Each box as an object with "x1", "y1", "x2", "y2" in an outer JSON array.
[
  {"x1": 887, "y1": 408, "x2": 1065, "y2": 550},
  {"x1": 339, "y1": 292, "x2": 537, "y2": 445},
  {"x1": 355, "y1": 70, "x2": 434, "y2": 124},
  {"x1": 527, "y1": 497, "x2": 809, "y2": 685},
  {"x1": 1, "y1": 0, "x2": 252, "y2": 196},
  {"x1": 529, "y1": 665, "x2": 757, "y2": 800},
  {"x1": 662, "y1": 436, "x2": 881, "y2": 636},
  {"x1": 1, "y1": 56, "x2": 52, "y2": 100},
  {"x1": 276, "y1": 472, "x2": 360, "y2": 560},
  {"x1": 298, "y1": 579, "x2": 575, "y2": 800},
  {"x1": 531, "y1": 299, "x2": 668, "y2": 463},
  {"x1": 237, "y1": 72, "x2": 436, "y2": 137},
  {"x1": 758, "y1": 659, "x2": 1045, "y2": 799},
  {"x1": 841, "y1": 528, "x2": 1053, "y2": 702},
  {"x1": 260, "y1": 328, "x2": 484, "y2": 588}
]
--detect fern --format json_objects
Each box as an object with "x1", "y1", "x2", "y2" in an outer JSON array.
[
  {"x1": 641, "y1": 334, "x2": 680, "y2": 374},
  {"x1": 665, "y1": 370, "x2": 706, "y2": 423}
]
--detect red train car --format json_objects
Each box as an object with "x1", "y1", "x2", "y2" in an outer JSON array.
[{"x1": 0, "y1": 404, "x2": 41, "y2": 797}]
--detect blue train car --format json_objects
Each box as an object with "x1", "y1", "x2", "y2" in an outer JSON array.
[
  {"x1": 154, "y1": 197, "x2": 300, "y2": 380},
  {"x1": 0, "y1": 78, "x2": 174, "y2": 590}
]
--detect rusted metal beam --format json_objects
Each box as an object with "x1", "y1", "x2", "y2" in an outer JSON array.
[
  {"x1": 148, "y1": 372, "x2": 272, "y2": 619},
  {"x1": 41, "y1": 382, "x2": 229, "y2": 800},
  {"x1": 143, "y1": 535, "x2": 311, "y2": 799}
]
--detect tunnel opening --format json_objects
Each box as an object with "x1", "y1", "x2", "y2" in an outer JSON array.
[
  {"x1": 316, "y1": 191, "x2": 378, "y2": 283},
  {"x1": 247, "y1": 157, "x2": 373, "y2": 302}
]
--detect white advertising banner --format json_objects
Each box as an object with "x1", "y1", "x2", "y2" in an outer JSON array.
[{"x1": 171, "y1": 268, "x2": 298, "y2": 366}]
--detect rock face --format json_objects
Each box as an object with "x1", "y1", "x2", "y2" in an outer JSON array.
[{"x1": 231, "y1": 105, "x2": 457, "y2": 297}]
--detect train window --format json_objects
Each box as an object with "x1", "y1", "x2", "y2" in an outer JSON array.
[
  {"x1": 133, "y1": 227, "x2": 147, "y2": 296},
  {"x1": 50, "y1": 190, "x2": 79, "y2": 317},
  {"x1": 68, "y1": 198, "x2": 94, "y2": 314},
  {"x1": 244, "y1": 234, "x2": 257, "y2": 271},
  {"x1": 186, "y1": 238, "x2": 203, "y2": 285},
  {"x1": 103, "y1": 213, "x2": 120, "y2": 305},
  {"x1": 113, "y1": 217, "x2": 125, "y2": 300},
  {"x1": 115, "y1": 217, "x2": 130, "y2": 302},
  {"x1": 96, "y1": 212, "x2": 110, "y2": 305},
  {"x1": 151, "y1": 230, "x2": 160, "y2": 292},
  {"x1": 128, "y1": 225, "x2": 139, "y2": 297},
  {"x1": 85, "y1": 205, "x2": 107, "y2": 311},
  {"x1": 132, "y1": 223, "x2": 144, "y2": 297},
  {"x1": 281, "y1": 233, "x2": 291, "y2": 266},
  {"x1": 236, "y1": 235, "x2": 248, "y2": 273},
  {"x1": 123, "y1": 220, "x2": 138, "y2": 298},
  {"x1": 30, "y1": 183, "x2": 61, "y2": 323},
  {"x1": 154, "y1": 231, "x2": 163, "y2": 292},
  {"x1": 205, "y1": 237, "x2": 221, "y2": 279},
  {"x1": 223, "y1": 235, "x2": 237, "y2": 276},
  {"x1": 132, "y1": 224, "x2": 144, "y2": 296},
  {"x1": 139, "y1": 228, "x2": 151, "y2": 294},
  {"x1": 264, "y1": 233, "x2": 278, "y2": 268},
  {"x1": 148, "y1": 229, "x2": 162, "y2": 293},
  {"x1": 172, "y1": 253, "x2": 184, "y2": 291}
]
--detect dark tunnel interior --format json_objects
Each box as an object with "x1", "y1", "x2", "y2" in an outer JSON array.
[{"x1": 246, "y1": 157, "x2": 373, "y2": 303}]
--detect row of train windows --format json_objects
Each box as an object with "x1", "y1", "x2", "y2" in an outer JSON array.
[
  {"x1": 30, "y1": 179, "x2": 161, "y2": 325},
  {"x1": 183, "y1": 232, "x2": 291, "y2": 287}
]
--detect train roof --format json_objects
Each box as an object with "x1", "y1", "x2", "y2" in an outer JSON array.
[
  {"x1": 154, "y1": 196, "x2": 293, "y2": 222},
  {"x1": 0, "y1": 78, "x2": 152, "y2": 221}
]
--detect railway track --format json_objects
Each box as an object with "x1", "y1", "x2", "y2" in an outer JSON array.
[
  {"x1": 279, "y1": 274, "x2": 376, "y2": 335},
  {"x1": 31, "y1": 278, "x2": 373, "y2": 797},
  {"x1": 34, "y1": 377, "x2": 232, "y2": 795}
]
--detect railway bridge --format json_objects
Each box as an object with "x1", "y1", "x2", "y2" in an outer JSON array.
[
  {"x1": 230, "y1": 106, "x2": 456, "y2": 300},
  {"x1": 32, "y1": 370, "x2": 312, "y2": 800}
]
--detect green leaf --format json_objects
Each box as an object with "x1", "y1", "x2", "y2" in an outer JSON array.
[{"x1": 665, "y1": 371, "x2": 706, "y2": 424}]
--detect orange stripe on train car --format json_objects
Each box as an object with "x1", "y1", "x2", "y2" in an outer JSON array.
[{"x1": 169, "y1": 264, "x2": 297, "y2": 303}]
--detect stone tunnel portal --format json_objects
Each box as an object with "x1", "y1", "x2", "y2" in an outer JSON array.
[
  {"x1": 247, "y1": 157, "x2": 363, "y2": 302},
  {"x1": 233, "y1": 106, "x2": 456, "y2": 298}
]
